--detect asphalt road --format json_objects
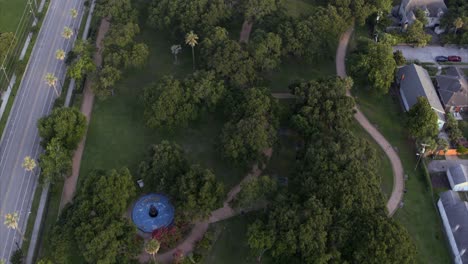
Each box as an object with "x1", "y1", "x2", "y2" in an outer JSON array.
[
  {"x1": 0, "y1": 0, "x2": 85, "y2": 262},
  {"x1": 393, "y1": 45, "x2": 468, "y2": 63}
]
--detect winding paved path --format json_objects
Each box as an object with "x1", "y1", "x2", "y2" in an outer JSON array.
[{"x1": 336, "y1": 28, "x2": 404, "y2": 216}]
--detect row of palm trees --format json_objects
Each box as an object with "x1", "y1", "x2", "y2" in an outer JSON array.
[{"x1": 2, "y1": 9, "x2": 79, "y2": 262}]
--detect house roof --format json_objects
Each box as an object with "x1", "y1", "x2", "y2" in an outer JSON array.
[
  {"x1": 439, "y1": 190, "x2": 468, "y2": 263},
  {"x1": 448, "y1": 164, "x2": 468, "y2": 186},
  {"x1": 400, "y1": 0, "x2": 447, "y2": 17},
  {"x1": 397, "y1": 64, "x2": 445, "y2": 113},
  {"x1": 436, "y1": 67, "x2": 468, "y2": 108}
]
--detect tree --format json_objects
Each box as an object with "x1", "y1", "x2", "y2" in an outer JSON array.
[
  {"x1": 139, "y1": 141, "x2": 189, "y2": 194},
  {"x1": 406, "y1": 97, "x2": 438, "y2": 141},
  {"x1": 171, "y1": 44, "x2": 182, "y2": 64},
  {"x1": 176, "y1": 165, "x2": 224, "y2": 220},
  {"x1": 39, "y1": 138, "x2": 72, "y2": 183},
  {"x1": 330, "y1": 0, "x2": 392, "y2": 25},
  {"x1": 200, "y1": 27, "x2": 256, "y2": 87},
  {"x1": 143, "y1": 71, "x2": 225, "y2": 129},
  {"x1": 22, "y1": 156, "x2": 37, "y2": 172},
  {"x1": 95, "y1": 0, "x2": 136, "y2": 23},
  {"x1": 249, "y1": 30, "x2": 282, "y2": 71},
  {"x1": 291, "y1": 77, "x2": 355, "y2": 138},
  {"x1": 92, "y1": 66, "x2": 122, "y2": 98},
  {"x1": 44, "y1": 73, "x2": 59, "y2": 96},
  {"x1": 62, "y1": 26, "x2": 74, "y2": 39},
  {"x1": 354, "y1": 42, "x2": 396, "y2": 94},
  {"x1": 235, "y1": 175, "x2": 277, "y2": 208},
  {"x1": 241, "y1": 0, "x2": 278, "y2": 21},
  {"x1": 147, "y1": 0, "x2": 231, "y2": 33},
  {"x1": 4, "y1": 212, "x2": 25, "y2": 240},
  {"x1": 68, "y1": 54, "x2": 96, "y2": 81},
  {"x1": 70, "y1": 8, "x2": 78, "y2": 18},
  {"x1": 222, "y1": 87, "x2": 278, "y2": 164},
  {"x1": 145, "y1": 239, "x2": 161, "y2": 262},
  {"x1": 436, "y1": 137, "x2": 449, "y2": 156},
  {"x1": 405, "y1": 20, "x2": 431, "y2": 47},
  {"x1": 414, "y1": 8, "x2": 428, "y2": 25},
  {"x1": 454, "y1": 17, "x2": 464, "y2": 35},
  {"x1": 129, "y1": 43, "x2": 149, "y2": 67},
  {"x1": 393, "y1": 50, "x2": 406, "y2": 66},
  {"x1": 185, "y1": 31, "x2": 198, "y2": 71},
  {"x1": 72, "y1": 168, "x2": 139, "y2": 263},
  {"x1": 55, "y1": 49, "x2": 66, "y2": 60},
  {"x1": 10, "y1": 249, "x2": 23, "y2": 264},
  {"x1": 446, "y1": 113, "x2": 463, "y2": 144},
  {"x1": 37, "y1": 107, "x2": 87, "y2": 151}
]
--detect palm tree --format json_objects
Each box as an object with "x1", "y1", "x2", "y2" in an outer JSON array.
[
  {"x1": 185, "y1": 31, "x2": 198, "y2": 71},
  {"x1": 70, "y1": 8, "x2": 78, "y2": 18},
  {"x1": 22, "y1": 156, "x2": 37, "y2": 172},
  {"x1": 62, "y1": 26, "x2": 73, "y2": 39},
  {"x1": 454, "y1": 17, "x2": 464, "y2": 35},
  {"x1": 44, "y1": 73, "x2": 59, "y2": 96},
  {"x1": 55, "y1": 49, "x2": 65, "y2": 60},
  {"x1": 144, "y1": 239, "x2": 160, "y2": 263},
  {"x1": 4, "y1": 212, "x2": 26, "y2": 241}
]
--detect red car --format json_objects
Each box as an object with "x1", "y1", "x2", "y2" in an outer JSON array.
[{"x1": 448, "y1": 56, "x2": 462, "y2": 62}]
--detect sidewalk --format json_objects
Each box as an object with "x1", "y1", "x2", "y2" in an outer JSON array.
[{"x1": 59, "y1": 18, "x2": 109, "y2": 210}]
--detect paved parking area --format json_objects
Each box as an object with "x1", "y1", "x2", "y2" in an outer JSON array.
[{"x1": 393, "y1": 45, "x2": 468, "y2": 63}]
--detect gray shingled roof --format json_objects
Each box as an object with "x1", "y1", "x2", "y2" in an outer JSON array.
[
  {"x1": 439, "y1": 191, "x2": 468, "y2": 263},
  {"x1": 448, "y1": 164, "x2": 468, "y2": 186},
  {"x1": 397, "y1": 64, "x2": 445, "y2": 113},
  {"x1": 436, "y1": 67, "x2": 468, "y2": 108},
  {"x1": 400, "y1": 0, "x2": 447, "y2": 18}
]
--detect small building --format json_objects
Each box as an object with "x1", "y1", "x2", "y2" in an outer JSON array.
[
  {"x1": 397, "y1": 64, "x2": 446, "y2": 130},
  {"x1": 436, "y1": 67, "x2": 468, "y2": 120},
  {"x1": 447, "y1": 164, "x2": 468, "y2": 191},
  {"x1": 397, "y1": 0, "x2": 447, "y2": 28},
  {"x1": 437, "y1": 190, "x2": 468, "y2": 264}
]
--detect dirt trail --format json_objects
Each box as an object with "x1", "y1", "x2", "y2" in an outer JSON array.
[
  {"x1": 239, "y1": 20, "x2": 253, "y2": 43},
  {"x1": 59, "y1": 19, "x2": 110, "y2": 210},
  {"x1": 335, "y1": 28, "x2": 404, "y2": 216}
]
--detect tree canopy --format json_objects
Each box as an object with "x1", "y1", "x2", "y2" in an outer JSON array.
[
  {"x1": 330, "y1": 0, "x2": 392, "y2": 25},
  {"x1": 48, "y1": 168, "x2": 141, "y2": 263},
  {"x1": 37, "y1": 107, "x2": 87, "y2": 151},
  {"x1": 406, "y1": 97, "x2": 439, "y2": 141},
  {"x1": 139, "y1": 141, "x2": 224, "y2": 220},
  {"x1": 352, "y1": 42, "x2": 396, "y2": 94},
  {"x1": 143, "y1": 71, "x2": 225, "y2": 129},
  {"x1": 39, "y1": 138, "x2": 72, "y2": 183},
  {"x1": 221, "y1": 87, "x2": 278, "y2": 165},
  {"x1": 249, "y1": 29, "x2": 282, "y2": 71},
  {"x1": 147, "y1": 0, "x2": 231, "y2": 34}
]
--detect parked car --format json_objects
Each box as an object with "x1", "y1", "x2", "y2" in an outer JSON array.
[
  {"x1": 448, "y1": 56, "x2": 462, "y2": 62},
  {"x1": 435, "y1": 56, "x2": 448, "y2": 62}
]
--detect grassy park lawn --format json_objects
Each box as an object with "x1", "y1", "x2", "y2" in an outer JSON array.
[
  {"x1": 204, "y1": 214, "x2": 264, "y2": 264},
  {"x1": 0, "y1": 0, "x2": 28, "y2": 32},
  {"x1": 352, "y1": 87, "x2": 451, "y2": 264},
  {"x1": 79, "y1": 28, "x2": 245, "y2": 190}
]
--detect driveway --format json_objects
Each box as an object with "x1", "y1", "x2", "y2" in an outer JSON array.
[
  {"x1": 427, "y1": 159, "x2": 468, "y2": 173},
  {"x1": 393, "y1": 45, "x2": 468, "y2": 63}
]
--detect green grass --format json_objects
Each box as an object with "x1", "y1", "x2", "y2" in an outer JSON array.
[
  {"x1": 78, "y1": 28, "x2": 245, "y2": 190},
  {"x1": 283, "y1": 0, "x2": 316, "y2": 17},
  {"x1": 0, "y1": 0, "x2": 28, "y2": 32},
  {"x1": 265, "y1": 57, "x2": 335, "y2": 93},
  {"x1": 352, "y1": 87, "x2": 451, "y2": 264},
  {"x1": 204, "y1": 214, "x2": 261, "y2": 264}
]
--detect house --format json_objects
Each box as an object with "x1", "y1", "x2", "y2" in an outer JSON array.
[
  {"x1": 437, "y1": 190, "x2": 468, "y2": 264},
  {"x1": 447, "y1": 164, "x2": 468, "y2": 191},
  {"x1": 397, "y1": 64, "x2": 446, "y2": 130},
  {"x1": 397, "y1": 0, "x2": 447, "y2": 28},
  {"x1": 436, "y1": 67, "x2": 468, "y2": 120}
]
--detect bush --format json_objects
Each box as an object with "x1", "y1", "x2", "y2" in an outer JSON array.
[
  {"x1": 393, "y1": 50, "x2": 406, "y2": 66},
  {"x1": 10, "y1": 249, "x2": 23, "y2": 264},
  {"x1": 457, "y1": 145, "x2": 468, "y2": 154}
]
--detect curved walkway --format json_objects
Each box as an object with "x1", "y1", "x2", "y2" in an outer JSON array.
[{"x1": 336, "y1": 28, "x2": 404, "y2": 216}]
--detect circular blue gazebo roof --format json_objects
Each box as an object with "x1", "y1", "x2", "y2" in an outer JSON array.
[{"x1": 132, "y1": 193, "x2": 175, "y2": 233}]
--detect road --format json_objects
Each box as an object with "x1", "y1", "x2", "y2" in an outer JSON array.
[
  {"x1": 0, "y1": 0, "x2": 85, "y2": 262},
  {"x1": 393, "y1": 45, "x2": 468, "y2": 63},
  {"x1": 337, "y1": 28, "x2": 404, "y2": 216}
]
